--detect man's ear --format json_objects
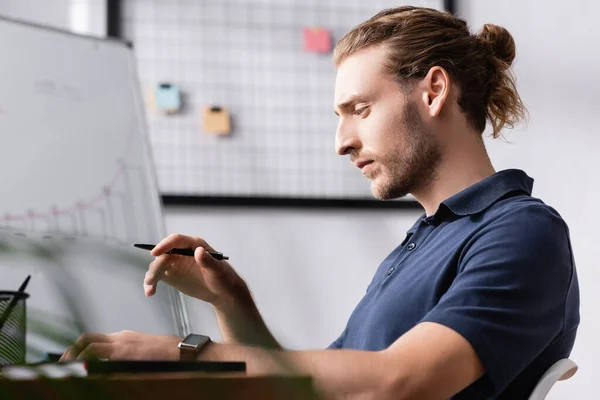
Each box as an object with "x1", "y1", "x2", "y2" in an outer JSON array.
[{"x1": 419, "y1": 66, "x2": 450, "y2": 118}]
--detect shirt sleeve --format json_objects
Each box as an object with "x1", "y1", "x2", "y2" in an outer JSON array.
[
  {"x1": 421, "y1": 204, "x2": 575, "y2": 393},
  {"x1": 327, "y1": 328, "x2": 348, "y2": 349}
]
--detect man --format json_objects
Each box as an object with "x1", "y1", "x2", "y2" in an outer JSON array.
[{"x1": 61, "y1": 7, "x2": 579, "y2": 400}]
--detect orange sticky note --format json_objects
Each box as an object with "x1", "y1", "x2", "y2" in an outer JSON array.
[
  {"x1": 202, "y1": 106, "x2": 231, "y2": 135},
  {"x1": 303, "y1": 27, "x2": 331, "y2": 53}
]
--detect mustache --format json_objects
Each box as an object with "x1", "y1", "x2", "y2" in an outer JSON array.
[{"x1": 350, "y1": 153, "x2": 376, "y2": 164}]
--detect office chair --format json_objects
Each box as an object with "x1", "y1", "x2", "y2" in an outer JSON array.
[{"x1": 528, "y1": 358, "x2": 578, "y2": 400}]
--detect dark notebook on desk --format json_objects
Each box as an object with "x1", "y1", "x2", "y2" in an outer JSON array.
[{"x1": 85, "y1": 360, "x2": 246, "y2": 375}]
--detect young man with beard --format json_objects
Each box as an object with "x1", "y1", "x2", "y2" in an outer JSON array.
[{"x1": 62, "y1": 6, "x2": 580, "y2": 400}]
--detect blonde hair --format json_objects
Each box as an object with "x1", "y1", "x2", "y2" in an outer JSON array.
[{"x1": 333, "y1": 6, "x2": 527, "y2": 138}]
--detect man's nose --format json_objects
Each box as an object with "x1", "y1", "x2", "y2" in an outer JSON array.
[{"x1": 335, "y1": 120, "x2": 361, "y2": 156}]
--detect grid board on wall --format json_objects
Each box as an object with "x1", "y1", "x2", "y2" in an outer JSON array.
[{"x1": 122, "y1": 0, "x2": 443, "y2": 199}]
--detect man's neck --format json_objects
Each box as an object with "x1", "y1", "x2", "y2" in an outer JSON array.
[{"x1": 412, "y1": 138, "x2": 496, "y2": 217}]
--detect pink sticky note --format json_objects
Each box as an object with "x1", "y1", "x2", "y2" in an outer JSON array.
[{"x1": 303, "y1": 27, "x2": 332, "y2": 53}]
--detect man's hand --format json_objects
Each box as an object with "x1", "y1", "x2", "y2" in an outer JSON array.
[
  {"x1": 59, "y1": 330, "x2": 181, "y2": 361},
  {"x1": 144, "y1": 233, "x2": 246, "y2": 307},
  {"x1": 59, "y1": 323, "x2": 483, "y2": 399},
  {"x1": 147, "y1": 233, "x2": 281, "y2": 349}
]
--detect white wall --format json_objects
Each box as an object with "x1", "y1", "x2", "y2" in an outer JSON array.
[
  {"x1": 0, "y1": 0, "x2": 71, "y2": 30},
  {"x1": 0, "y1": 0, "x2": 106, "y2": 36}
]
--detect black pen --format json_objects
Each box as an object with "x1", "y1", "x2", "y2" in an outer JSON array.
[
  {"x1": 0, "y1": 275, "x2": 31, "y2": 334},
  {"x1": 134, "y1": 244, "x2": 229, "y2": 260}
]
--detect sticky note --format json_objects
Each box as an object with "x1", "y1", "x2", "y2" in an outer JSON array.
[
  {"x1": 151, "y1": 83, "x2": 181, "y2": 114},
  {"x1": 303, "y1": 27, "x2": 332, "y2": 53},
  {"x1": 202, "y1": 106, "x2": 231, "y2": 135}
]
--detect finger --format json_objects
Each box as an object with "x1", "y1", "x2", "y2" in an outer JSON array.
[
  {"x1": 144, "y1": 255, "x2": 172, "y2": 287},
  {"x1": 151, "y1": 234, "x2": 195, "y2": 256},
  {"x1": 143, "y1": 271, "x2": 159, "y2": 297},
  {"x1": 76, "y1": 343, "x2": 112, "y2": 361},
  {"x1": 61, "y1": 344, "x2": 88, "y2": 361},
  {"x1": 194, "y1": 246, "x2": 225, "y2": 274},
  {"x1": 144, "y1": 275, "x2": 156, "y2": 297},
  {"x1": 63, "y1": 333, "x2": 111, "y2": 361},
  {"x1": 152, "y1": 234, "x2": 215, "y2": 257},
  {"x1": 144, "y1": 285, "x2": 155, "y2": 297},
  {"x1": 60, "y1": 345, "x2": 74, "y2": 361},
  {"x1": 144, "y1": 271, "x2": 157, "y2": 297},
  {"x1": 76, "y1": 333, "x2": 112, "y2": 346}
]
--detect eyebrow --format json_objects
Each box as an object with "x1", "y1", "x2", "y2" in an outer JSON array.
[{"x1": 334, "y1": 95, "x2": 363, "y2": 116}]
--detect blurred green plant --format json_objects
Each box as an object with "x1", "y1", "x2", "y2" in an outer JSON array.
[
  {"x1": 0, "y1": 230, "x2": 319, "y2": 400},
  {"x1": 0, "y1": 230, "x2": 151, "y2": 363}
]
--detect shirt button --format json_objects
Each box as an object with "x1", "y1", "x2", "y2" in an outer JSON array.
[
  {"x1": 407, "y1": 242, "x2": 416, "y2": 251},
  {"x1": 386, "y1": 267, "x2": 395, "y2": 275}
]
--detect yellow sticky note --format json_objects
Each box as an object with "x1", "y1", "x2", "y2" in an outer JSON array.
[{"x1": 202, "y1": 106, "x2": 231, "y2": 135}]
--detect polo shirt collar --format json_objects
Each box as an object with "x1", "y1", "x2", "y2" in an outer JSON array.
[
  {"x1": 439, "y1": 169, "x2": 533, "y2": 217},
  {"x1": 405, "y1": 169, "x2": 534, "y2": 235}
]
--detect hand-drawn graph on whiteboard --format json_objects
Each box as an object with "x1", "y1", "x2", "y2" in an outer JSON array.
[
  {"x1": 0, "y1": 122, "x2": 159, "y2": 244},
  {"x1": 0, "y1": 25, "x2": 163, "y2": 244},
  {"x1": 0, "y1": 17, "x2": 189, "y2": 342}
]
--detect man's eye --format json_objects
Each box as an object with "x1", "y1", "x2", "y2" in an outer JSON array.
[{"x1": 354, "y1": 107, "x2": 368, "y2": 116}]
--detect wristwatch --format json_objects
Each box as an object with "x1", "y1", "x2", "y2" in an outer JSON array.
[{"x1": 178, "y1": 334, "x2": 211, "y2": 361}]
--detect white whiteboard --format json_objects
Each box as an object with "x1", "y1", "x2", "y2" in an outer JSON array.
[{"x1": 0, "y1": 17, "x2": 188, "y2": 360}]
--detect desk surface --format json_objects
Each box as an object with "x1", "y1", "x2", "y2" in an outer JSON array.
[{"x1": 0, "y1": 372, "x2": 318, "y2": 400}]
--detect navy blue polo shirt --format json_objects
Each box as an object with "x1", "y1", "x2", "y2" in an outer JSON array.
[{"x1": 329, "y1": 169, "x2": 580, "y2": 399}]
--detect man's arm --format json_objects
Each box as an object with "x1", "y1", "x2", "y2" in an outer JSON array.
[
  {"x1": 200, "y1": 322, "x2": 483, "y2": 400},
  {"x1": 145, "y1": 234, "x2": 282, "y2": 348},
  {"x1": 62, "y1": 322, "x2": 483, "y2": 400},
  {"x1": 213, "y1": 282, "x2": 282, "y2": 349}
]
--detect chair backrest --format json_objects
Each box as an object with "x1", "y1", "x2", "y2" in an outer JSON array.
[{"x1": 528, "y1": 358, "x2": 578, "y2": 400}]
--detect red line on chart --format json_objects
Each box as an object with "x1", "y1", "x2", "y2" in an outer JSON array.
[
  {"x1": 1, "y1": 119, "x2": 159, "y2": 242},
  {"x1": 0, "y1": 164, "x2": 125, "y2": 223}
]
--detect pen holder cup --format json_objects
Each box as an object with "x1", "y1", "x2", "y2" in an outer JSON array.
[{"x1": 0, "y1": 291, "x2": 29, "y2": 365}]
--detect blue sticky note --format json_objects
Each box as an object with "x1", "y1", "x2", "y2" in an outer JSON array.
[{"x1": 153, "y1": 83, "x2": 181, "y2": 113}]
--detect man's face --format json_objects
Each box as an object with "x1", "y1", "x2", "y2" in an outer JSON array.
[{"x1": 334, "y1": 46, "x2": 441, "y2": 200}]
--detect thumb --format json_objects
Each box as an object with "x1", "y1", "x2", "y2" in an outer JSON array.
[{"x1": 194, "y1": 246, "x2": 221, "y2": 270}]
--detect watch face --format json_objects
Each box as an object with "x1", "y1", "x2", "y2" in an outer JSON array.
[{"x1": 183, "y1": 334, "x2": 209, "y2": 347}]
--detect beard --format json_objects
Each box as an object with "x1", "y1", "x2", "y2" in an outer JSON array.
[{"x1": 371, "y1": 100, "x2": 441, "y2": 200}]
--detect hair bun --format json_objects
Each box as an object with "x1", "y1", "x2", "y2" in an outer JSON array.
[{"x1": 477, "y1": 24, "x2": 516, "y2": 66}]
